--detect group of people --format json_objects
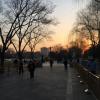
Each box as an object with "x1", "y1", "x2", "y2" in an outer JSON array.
[
  {"x1": 13, "y1": 59, "x2": 36, "y2": 79},
  {"x1": 28, "y1": 56, "x2": 98, "y2": 80},
  {"x1": 27, "y1": 58, "x2": 97, "y2": 80},
  {"x1": 27, "y1": 59, "x2": 54, "y2": 79},
  {"x1": 13, "y1": 56, "x2": 70, "y2": 79},
  {"x1": 49, "y1": 58, "x2": 68, "y2": 69},
  {"x1": 49, "y1": 58, "x2": 68, "y2": 70},
  {"x1": 62, "y1": 57, "x2": 97, "y2": 74}
]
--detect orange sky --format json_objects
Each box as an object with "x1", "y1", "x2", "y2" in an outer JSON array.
[
  {"x1": 1, "y1": 0, "x2": 90, "y2": 52},
  {"x1": 35, "y1": 0, "x2": 90, "y2": 51}
]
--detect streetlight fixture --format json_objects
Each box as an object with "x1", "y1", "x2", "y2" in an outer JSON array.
[{"x1": 0, "y1": 27, "x2": 2, "y2": 35}]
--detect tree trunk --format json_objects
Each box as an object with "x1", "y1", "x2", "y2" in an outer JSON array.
[
  {"x1": 18, "y1": 51, "x2": 24, "y2": 74},
  {"x1": 0, "y1": 50, "x2": 5, "y2": 73},
  {"x1": 18, "y1": 41, "x2": 21, "y2": 62},
  {"x1": 17, "y1": 40, "x2": 23, "y2": 74},
  {"x1": 98, "y1": 30, "x2": 100, "y2": 45},
  {"x1": 30, "y1": 49, "x2": 34, "y2": 60}
]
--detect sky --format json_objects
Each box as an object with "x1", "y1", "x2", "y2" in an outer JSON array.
[
  {"x1": 37, "y1": 0, "x2": 90, "y2": 50},
  {"x1": 0, "y1": 0, "x2": 90, "y2": 51}
]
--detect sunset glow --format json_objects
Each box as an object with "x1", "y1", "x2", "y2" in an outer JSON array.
[{"x1": 36, "y1": 0, "x2": 90, "y2": 51}]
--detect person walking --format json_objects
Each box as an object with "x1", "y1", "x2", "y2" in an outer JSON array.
[
  {"x1": 49, "y1": 59, "x2": 53, "y2": 69},
  {"x1": 19, "y1": 61, "x2": 24, "y2": 75},
  {"x1": 27, "y1": 60, "x2": 35, "y2": 79},
  {"x1": 63, "y1": 59, "x2": 68, "y2": 70}
]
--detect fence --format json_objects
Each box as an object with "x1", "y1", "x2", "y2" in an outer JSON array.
[{"x1": 76, "y1": 63, "x2": 100, "y2": 100}]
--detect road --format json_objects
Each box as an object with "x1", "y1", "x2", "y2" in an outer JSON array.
[{"x1": 0, "y1": 62, "x2": 96, "y2": 100}]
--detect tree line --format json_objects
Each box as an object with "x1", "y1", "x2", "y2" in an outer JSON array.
[{"x1": 70, "y1": 0, "x2": 100, "y2": 60}]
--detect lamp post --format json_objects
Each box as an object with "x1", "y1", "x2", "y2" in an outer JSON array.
[
  {"x1": 49, "y1": 47, "x2": 52, "y2": 59},
  {"x1": 98, "y1": 22, "x2": 100, "y2": 44},
  {"x1": 0, "y1": 27, "x2": 2, "y2": 35}
]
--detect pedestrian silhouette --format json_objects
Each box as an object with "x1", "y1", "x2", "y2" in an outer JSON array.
[
  {"x1": 63, "y1": 59, "x2": 67, "y2": 70},
  {"x1": 19, "y1": 61, "x2": 24, "y2": 75},
  {"x1": 27, "y1": 60, "x2": 35, "y2": 79},
  {"x1": 13, "y1": 59, "x2": 18, "y2": 73},
  {"x1": 49, "y1": 59, "x2": 53, "y2": 69}
]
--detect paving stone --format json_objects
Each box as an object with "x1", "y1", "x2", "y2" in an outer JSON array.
[{"x1": 0, "y1": 63, "x2": 96, "y2": 100}]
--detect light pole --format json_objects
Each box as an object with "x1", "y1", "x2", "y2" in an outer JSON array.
[
  {"x1": 0, "y1": 27, "x2": 2, "y2": 35},
  {"x1": 98, "y1": 22, "x2": 100, "y2": 44}
]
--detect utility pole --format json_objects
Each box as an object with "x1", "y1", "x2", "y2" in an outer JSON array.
[{"x1": 0, "y1": 27, "x2": 2, "y2": 35}]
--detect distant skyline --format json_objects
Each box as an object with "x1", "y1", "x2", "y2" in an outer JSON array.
[{"x1": 37, "y1": 0, "x2": 90, "y2": 51}]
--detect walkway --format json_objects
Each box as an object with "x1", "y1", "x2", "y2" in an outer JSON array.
[{"x1": 0, "y1": 63, "x2": 96, "y2": 100}]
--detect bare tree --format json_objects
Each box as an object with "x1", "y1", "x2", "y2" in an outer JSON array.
[
  {"x1": 0, "y1": 1, "x2": 3, "y2": 13},
  {"x1": 72, "y1": 0, "x2": 100, "y2": 49},
  {"x1": 11, "y1": 0, "x2": 54, "y2": 59},
  {"x1": 0, "y1": 0, "x2": 55, "y2": 67},
  {"x1": 75, "y1": 0, "x2": 100, "y2": 3},
  {"x1": 25, "y1": 25, "x2": 53, "y2": 59},
  {"x1": 0, "y1": 0, "x2": 30, "y2": 65}
]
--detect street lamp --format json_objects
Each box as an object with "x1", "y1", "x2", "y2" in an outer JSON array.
[{"x1": 0, "y1": 27, "x2": 2, "y2": 35}]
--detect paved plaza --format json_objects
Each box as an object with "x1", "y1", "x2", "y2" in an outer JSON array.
[{"x1": 0, "y1": 63, "x2": 96, "y2": 100}]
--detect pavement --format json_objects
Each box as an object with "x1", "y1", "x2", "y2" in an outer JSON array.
[{"x1": 0, "y1": 62, "x2": 96, "y2": 100}]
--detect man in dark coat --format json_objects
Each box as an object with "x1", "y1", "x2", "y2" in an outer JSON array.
[
  {"x1": 63, "y1": 59, "x2": 67, "y2": 70},
  {"x1": 28, "y1": 60, "x2": 35, "y2": 79}
]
